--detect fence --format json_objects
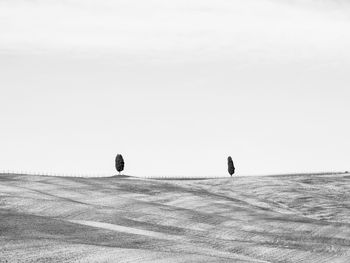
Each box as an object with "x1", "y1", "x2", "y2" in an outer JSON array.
[
  {"x1": 140, "y1": 175, "x2": 229, "y2": 180},
  {"x1": 0, "y1": 170, "x2": 110, "y2": 178}
]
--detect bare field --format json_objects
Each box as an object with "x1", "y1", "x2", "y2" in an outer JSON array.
[{"x1": 0, "y1": 173, "x2": 350, "y2": 262}]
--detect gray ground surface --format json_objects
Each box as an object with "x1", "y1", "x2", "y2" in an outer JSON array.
[{"x1": 0, "y1": 173, "x2": 350, "y2": 262}]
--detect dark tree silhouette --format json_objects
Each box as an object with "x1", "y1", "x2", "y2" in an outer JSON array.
[
  {"x1": 227, "y1": 156, "x2": 235, "y2": 176},
  {"x1": 115, "y1": 154, "x2": 125, "y2": 175}
]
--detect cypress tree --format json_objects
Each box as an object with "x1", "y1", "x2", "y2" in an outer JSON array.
[
  {"x1": 227, "y1": 156, "x2": 235, "y2": 176},
  {"x1": 115, "y1": 154, "x2": 125, "y2": 175}
]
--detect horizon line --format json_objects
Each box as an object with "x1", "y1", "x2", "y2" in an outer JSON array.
[{"x1": 0, "y1": 170, "x2": 348, "y2": 178}]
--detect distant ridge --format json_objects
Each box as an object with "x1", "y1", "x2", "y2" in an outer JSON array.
[
  {"x1": 0, "y1": 170, "x2": 348, "y2": 179},
  {"x1": 265, "y1": 171, "x2": 348, "y2": 177},
  {"x1": 132, "y1": 171, "x2": 349, "y2": 180}
]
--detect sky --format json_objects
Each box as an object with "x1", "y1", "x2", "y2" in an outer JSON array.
[{"x1": 1, "y1": 0, "x2": 350, "y2": 177}]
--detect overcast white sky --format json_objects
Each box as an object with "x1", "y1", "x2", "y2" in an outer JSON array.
[{"x1": 1, "y1": 0, "x2": 350, "y2": 177}]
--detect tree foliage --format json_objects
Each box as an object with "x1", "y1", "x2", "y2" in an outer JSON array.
[
  {"x1": 115, "y1": 154, "x2": 125, "y2": 175},
  {"x1": 227, "y1": 156, "x2": 235, "y2": 176}
]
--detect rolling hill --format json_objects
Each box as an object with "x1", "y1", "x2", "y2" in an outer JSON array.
[{"x1": 1, "y1": 173, "x2": 350, "y2": 262}]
